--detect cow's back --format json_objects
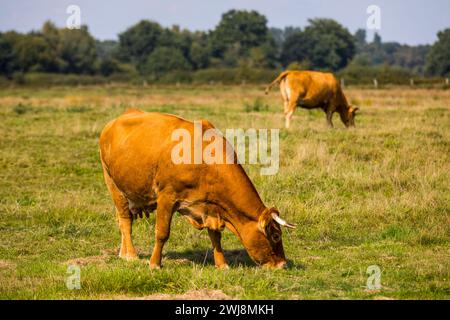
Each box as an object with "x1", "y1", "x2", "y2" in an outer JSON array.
[
  {"x1": 99, "y1": 110, "x2": 192, "y2": 196},
  {"x1": 285, "y1": 71, "x2": 339, "y2": 105}
]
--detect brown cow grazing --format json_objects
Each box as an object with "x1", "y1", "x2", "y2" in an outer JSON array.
[
  {"x1": 99, "y1": 109, "x2": 295, "y2": 269},
  {"x1": 265, "y1": 70, "x2": 359, "y2": 128}
]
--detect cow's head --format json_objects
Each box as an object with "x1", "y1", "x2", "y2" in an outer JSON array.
[
  {"x1": 242, "y1": 208, "x2": 296, "y2": 269},
  {"x1": 346, "y1": 106, "x2": 359, "y2": 127}
]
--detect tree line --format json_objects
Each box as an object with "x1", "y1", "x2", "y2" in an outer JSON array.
[{"x1": 0, "y1": 10, "x2": 449, "y2": 81}]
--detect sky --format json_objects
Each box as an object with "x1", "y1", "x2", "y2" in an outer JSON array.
[{"x1": 0, "y1": 0, "x2": 449, "y2": 45}]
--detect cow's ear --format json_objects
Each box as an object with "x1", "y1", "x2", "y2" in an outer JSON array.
[
  {"x1": 258, "y1": 208, "x2": 276, "y2": 236},
  {"x1": 353, "y1": 107, "x2": 360, "y2": 113},
  {"x1": 258, "y1": 214, "x2": 270, "y2": 236}
]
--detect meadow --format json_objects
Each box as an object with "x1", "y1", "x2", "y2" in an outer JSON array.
[{"x1": 0, "y1": 84, "x2": 449, "y2": 299}]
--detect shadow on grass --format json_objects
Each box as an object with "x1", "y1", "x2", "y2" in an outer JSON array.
[
  {"x1": 140, "y1": 249, "x2": 305, "y2": 270},
  {"x1": 163, "y1": 248, "x2": 254, "y2": 268}
]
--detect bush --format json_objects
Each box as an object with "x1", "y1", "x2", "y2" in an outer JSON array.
[
  {"x1": 141, "y1": 47, "x2": 192, "y2": 77},
  {"x1": 24, "y1": 72, "x2": 107, "y2": 85},
  {"x1": 1, "y1": 68, "x2": 446, "y2": 87},
  {"x1": 286, "y1": 61, "x2": 311, "y2": 71},
  {"x1": 98, "y1": 58, "x2": 121, "y2": 76},
  {"x1": 13, "y1": 103, "x2": 33, "y2": 115},
  {"x1": 193, "y1": 68, "x2": 237, "y2": 84},
  {"x1": 244, "y1": 97, "x2": 269, "y2": 112},
  {"x1": 12, "y1": 72, "x2": 26, "y2": 84},
  {"x1": 192, "y1": 68, "x2": 278, "y2": 84},
  {"x1": 337, "y1": 64, "x2": 414, "y2": 85},
  {"x1": 0, "y1": 75, "x2": 9, "y2": 86},
  {"x1": 156, "y1": 70, "x2": 193, "y2": 84},
  {"x1": 6, "y1": 72, "x2": 139, "y2": 86}
]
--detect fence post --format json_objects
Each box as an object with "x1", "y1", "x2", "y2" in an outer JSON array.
[
  {"x1": 446, "y1": 78, "x2": 449, "y2": 85},
  {"x1": 142, "y1": 80, "x2": 147, "y2": 87},
  {"x1": 340, "y1": 78, "x2": 345, "y2": 88},
  {"x1": 410, "y1": 78, "x2": 414, "y2": 86},
  {"x1": 373, "y1": 79, "x2": 378, "y2": 89}
]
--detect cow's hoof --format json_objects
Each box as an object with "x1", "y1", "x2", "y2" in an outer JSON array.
[
  {"x1": 149, "y1": 263, "x2": 161, "y2": 270},
  {"x1": 216, "y1": 264, "x2": 229, "y2": 269}
]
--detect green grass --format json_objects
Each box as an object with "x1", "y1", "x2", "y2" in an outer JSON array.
[{"x1": 0, "y1": 84, "x2": 449, "y2": 299}]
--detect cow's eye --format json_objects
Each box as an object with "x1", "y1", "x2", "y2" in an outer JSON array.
[{"x1": 271, "y1": 232, "x2": 281, "y2": 243}]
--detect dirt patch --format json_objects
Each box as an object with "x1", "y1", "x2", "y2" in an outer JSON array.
[
  {"x1": 364, "y1": 289, "x2": 382, "y2": 294},
  {"x1": 373, "y1": 296, "x2": 395, "y2": 300},
  {"x1": 306, "y1": 256, "x2": 322, "y2": 261},
  {"x1": 111, "y1": 289, "x2": 234, "y2": 300},
  {"x1": 65, "y1": 250, "x2": 115, "y2": 266},
  {"x1": 171, "y1": 258, "x2": 191, "y2": 265},
  {"x1": 0, "y1": 260, "x2": 15, "y2": 270}
]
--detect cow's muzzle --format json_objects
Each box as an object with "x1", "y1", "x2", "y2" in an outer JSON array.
[{"x1": 263, "y1": 260, "x2": 287, "y2": 269}]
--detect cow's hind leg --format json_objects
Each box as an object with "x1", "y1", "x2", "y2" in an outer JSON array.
[
  {"x1": 280, "y1": 79, "x2": 290, "y2": 120},
  {"x1": 102, "y1": 167, "x2": 137, "y2": 260},
  {"x1": 285, "y1": 92, "x2": 300, "y2": 129},
  {"x1": 280, "y1": 79, "x2": 297, "y2": 129},
  {"x1": 118, "y1": 213, "x2": 137, "y2": 260},
  {"x1": 149, "y1": 195, "x2": 175, "y2": 269},
  {"x1": 208, "y1": 229, "x2": 228, "y2": 269}
]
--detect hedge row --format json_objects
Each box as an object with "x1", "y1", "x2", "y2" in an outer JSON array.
[{"x1": 0, "y1": 68, "x2": 448, "y2": 87}]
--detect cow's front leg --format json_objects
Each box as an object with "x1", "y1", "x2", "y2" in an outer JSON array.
[
  {"x1": 149, "y1": 197, "x2": 174, "y2": 269},
  {"x1": 208, "y1": 229, "x2": 229, "y2": 269},
  {"x1": 326, "y1": 109, "x2": 334, "y2": 128}
]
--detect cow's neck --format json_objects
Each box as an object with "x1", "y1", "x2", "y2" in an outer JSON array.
[
  {"x1": 211, "y1": 164, "x2": 266, "y2": 227},
  {"x1": 336, "y1": 88, "x2": 351, "y2": 122},
  {"x1": 337, "y1": 105, "x2": 350, "y2": 123}
]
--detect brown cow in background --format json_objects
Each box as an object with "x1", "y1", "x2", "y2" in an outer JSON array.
[{"x1": 265, "y1": 70, "x2": 359, "y2": 128}]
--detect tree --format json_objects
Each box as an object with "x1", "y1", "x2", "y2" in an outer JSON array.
[
  {"x1": 41, "y1": 21, "x2": 64, "y2": 71},
  {"x1": 354, "y1": 29, "x2": 366, "y2": 51},
  {"x1": 393, "y1": 45, "x2": 429, "y2": 74},
  {"x1": 96, "y1": 40, "x2": 119, "y2": 59},
  {"x1": 426, "y1": 28, "x2": 450, "y2": 76},
  {"x1": 142, "y1": 47, "x2": 191, "y2": 77},
  {"x1": 189, "y1": 32, "x2": 210, "y2": 69},
  {"x1": 373, "y1": 32, "x2": 382, "y2": 46},
  {"x1": 269, "y1": 26, "x2": 302, "y2": 51},
  {"x1": 14, "y1": 35, "x2": 56, "y2": 72},
  {"x1": 304, "y1": 19, "x2": 356, "y2": 70},
  {"x1": 1, "y1": 31, "x2": 58, "y2": 73},
  {"x1": 269, "y1": 27, "x2": 285, "y2": 50},
  {"x1": 0, "y1": 32, "x2": 15, "y2": 75},
  {"x1": 210, "y1": 10, "x2": 269, "y2": 59},
  {"x1": 355, "y1": 30, "x2": 431, "y2": 73},
  {"x1": 118, "y1": 20, "x2": 163, "y2": 64},
  {"x1": 249, "y1": 38, "x2": 278, "y2": 68},
  {"x1": 222, "y1": 43, "x2": 242, "y2": 67},
  {"x1": 98, "y1": 58, "x2": 120, "y2": 76},
  {"x1": 158, "y1": 26, "x2": 192, "y2": 59},
  {"x1": 58, "y1": 26, "x2": 97, "y2": 74},
  {"x1": 281, "y1": 19, "x2": 355, "y2": 71},
  {"x1": 280, "y1": 31, "x2": 311, "y2": 67}
]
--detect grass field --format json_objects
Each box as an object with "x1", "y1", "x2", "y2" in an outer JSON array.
[{"x1": 0, "y1": 84, "x2": 449, "y2": 299}]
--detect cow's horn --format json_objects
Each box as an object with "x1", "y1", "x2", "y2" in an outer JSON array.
[{"x1": 271, "y1": 212, "x2": 296, "y2": 229}]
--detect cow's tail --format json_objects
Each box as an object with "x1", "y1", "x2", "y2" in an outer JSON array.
[{"x1": 265, "y1": 71, "x2": 290, "y2": 95}]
